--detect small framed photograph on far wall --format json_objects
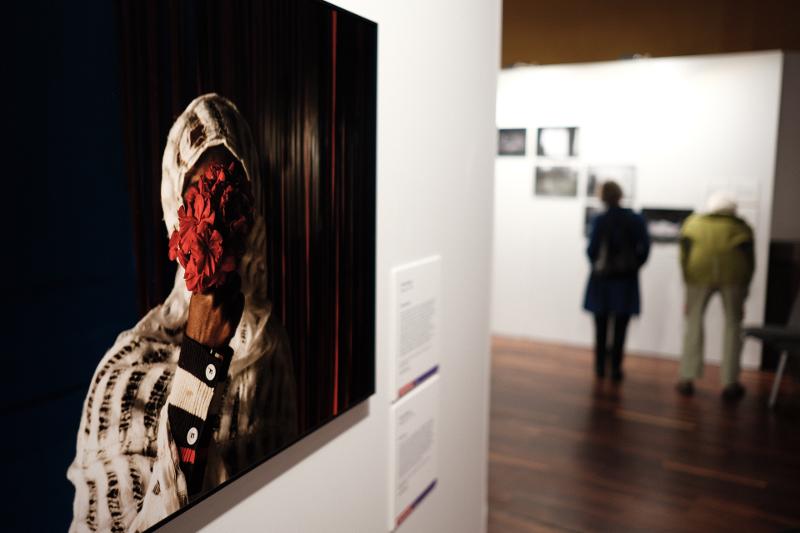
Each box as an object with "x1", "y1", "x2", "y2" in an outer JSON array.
[
  {"x1": 536, "y1": 126, "x2": 579, "y2": 158},
  {"x1": 584, "y1": 205, "x2": 604, "y2": 237},
  {"x1": 534, "y1": 165, "x2": 579, "y2": 197},
  {"x1": 498, "y1": 128, "x2": 527, "y2": 156},
  {"x1": 641, "y1": 208, "x2": 694, "y2": 243},
  {"x1": 587, "y1": 165, "x2": 636, "y2": 203}
]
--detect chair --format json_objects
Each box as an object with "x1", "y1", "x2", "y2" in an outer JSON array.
[{"x1": 743, "y1": 289, "x2": 800, "y2": 408}]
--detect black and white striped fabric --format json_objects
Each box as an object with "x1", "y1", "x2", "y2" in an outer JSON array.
[{"x1": 68, "y1": 94, "x2": 298, "y2": 533}]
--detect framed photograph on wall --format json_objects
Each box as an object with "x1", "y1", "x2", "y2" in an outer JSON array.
[
  {"x1": 584, "y1": 205, "x2": 604, "y2": 237},
  {"x1": 497, "y1": 128, "x2": 527, "y2": 156},
  {"x1": 534, "y1": 166, "x2": 579, "y2": 197},
  {"x1": 641, "y1": 208, "x2": 694, "y2": 243},
  {"x1": 586, "y1": 165, "x2": 636, "y2": 202},
  {"x1": 536, "y1": 127, "x2": 579, "y2": 158},
  {"x1": 16, "y1": 1, "x2": 378, "y2": 531}
]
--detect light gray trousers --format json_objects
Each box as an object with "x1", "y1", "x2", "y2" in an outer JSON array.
[{"x1": 680, "y1": 284, "x2": 747, "y2": 386}]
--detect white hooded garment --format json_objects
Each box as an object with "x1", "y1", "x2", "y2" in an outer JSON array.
[{"x1": 67, "y1": 94, "x2": 297, "y2": 533}]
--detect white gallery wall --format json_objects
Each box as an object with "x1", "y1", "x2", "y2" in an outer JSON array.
[
  {"x1": 160, "y1": 1, "x2": 500, "y2": 533},
  {"x1": 493, "y1": 51, "x2": 786, "y2": 368}
]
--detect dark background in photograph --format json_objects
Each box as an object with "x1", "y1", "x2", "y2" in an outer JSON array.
[
  {"x1": 642, "y1": 208, "x2": 694, "y2": 243},
  {"x1": 536, "y1": 126, "x2": 579, "y2": 157},
  {"x1": 5, "y1": 1, "x2": 138, "y2": 531},
  {"x1": 534, "y1": 166, "x2": 579, "y2": 197},
  {"x1": 498, "y1": 128, "x2": 527, "y2": 155},
  {"x1": 4, "y1": 0, "x2": 376, "y2": 530}
]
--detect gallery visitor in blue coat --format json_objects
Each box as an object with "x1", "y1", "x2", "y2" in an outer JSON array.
[{"x1": 583, "y1": 181, "x2": 651, "y2": 381}]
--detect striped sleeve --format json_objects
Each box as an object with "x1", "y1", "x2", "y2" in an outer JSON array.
[
  {"x1": 167, "y1": 335, "x2": 232, "y2": 494},
  {"x1": 68, "y1": 341, "x2": 189, "y2": 532}
]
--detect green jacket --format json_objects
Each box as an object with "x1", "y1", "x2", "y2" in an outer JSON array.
[{"x1": 679, "y1": 213, "x2": 754, "y2": 286}]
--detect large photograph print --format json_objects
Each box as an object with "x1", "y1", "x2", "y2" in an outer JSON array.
[{"x1": 65, "y1": 1, "x2": 377, "y2": 530}]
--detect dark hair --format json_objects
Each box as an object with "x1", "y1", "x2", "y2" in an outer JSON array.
[{"x1": 600, "y1": 180, "x2": 623, "y2": 207}]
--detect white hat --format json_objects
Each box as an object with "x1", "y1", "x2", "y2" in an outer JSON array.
[{"x1": 706, "y1": 191, "x2": 737, "y2": 215}]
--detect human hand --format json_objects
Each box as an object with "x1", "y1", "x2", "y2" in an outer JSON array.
[{"x1": 185, "y1": 273, "x2": 244, "y2": 350}]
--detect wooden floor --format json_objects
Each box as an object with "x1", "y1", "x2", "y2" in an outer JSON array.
[{"x1": 488, "y1": 336, "x2": 800, "y2": 533}]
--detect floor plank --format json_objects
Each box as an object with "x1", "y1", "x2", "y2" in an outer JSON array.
[{"x1": 488, "y1": 336, "x2": 800, "y2": 533}]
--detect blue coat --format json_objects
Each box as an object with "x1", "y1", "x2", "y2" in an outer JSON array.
[{"x1": 583, "y1": 207, "x2": 650, "y2": 316}]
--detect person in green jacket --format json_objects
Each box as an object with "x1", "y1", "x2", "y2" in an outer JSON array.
[{"x1": 676, "y1": 192, "x2": 755, "y2": 400}]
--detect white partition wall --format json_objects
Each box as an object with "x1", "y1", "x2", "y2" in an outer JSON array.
[
  {"x1": 158, "y1": 1, "x2": 500, "y2": 532},
  {"x1": 493, "y1": 51, "x2": 786, "y2": 368}
]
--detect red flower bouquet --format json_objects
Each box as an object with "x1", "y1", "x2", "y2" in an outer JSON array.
[{"x1": 168, "y1": 162, "x2": 254, "y2": 293}]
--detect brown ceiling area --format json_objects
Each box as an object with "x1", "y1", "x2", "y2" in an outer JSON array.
[{"x1": 502, "y1": 0, "x2": 800, "y2": 66}]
